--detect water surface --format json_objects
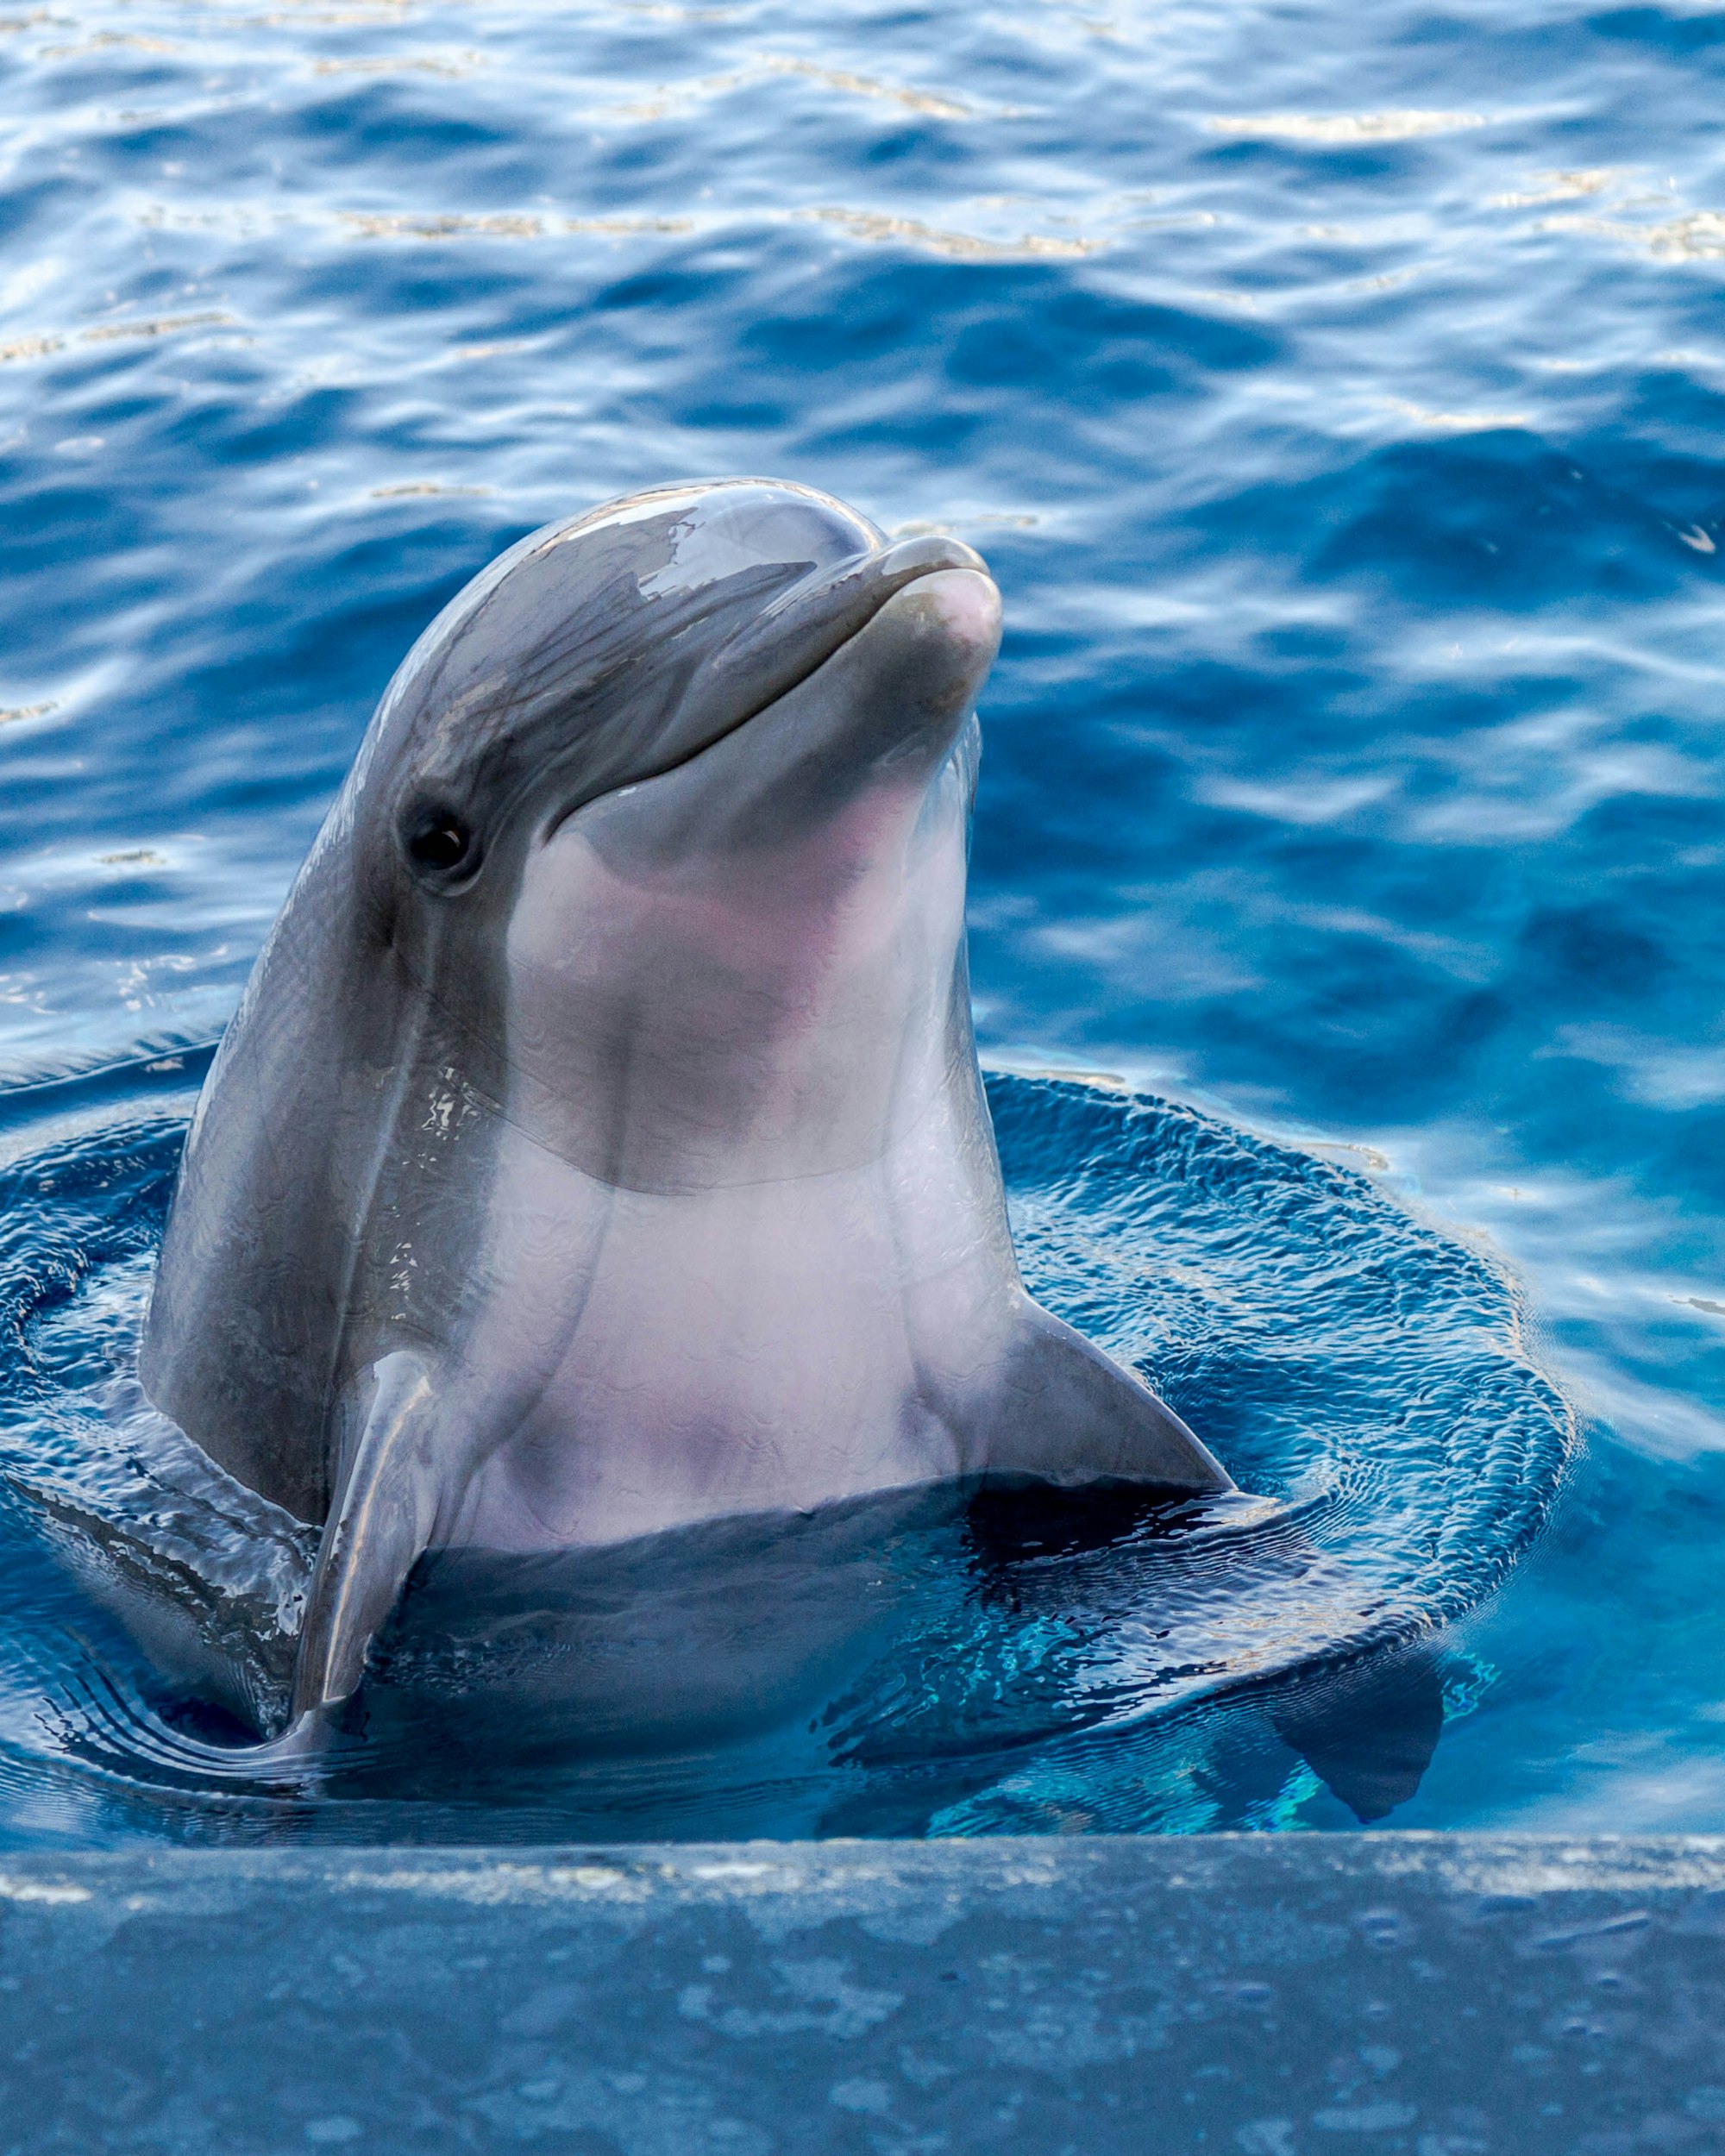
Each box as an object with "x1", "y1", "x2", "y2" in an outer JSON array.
[{"x1": 0, "y1": 0, "x2": 1722, "y2": 1841}]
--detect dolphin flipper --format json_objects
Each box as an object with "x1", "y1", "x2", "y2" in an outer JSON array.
[
  {"x1": 292, "y1": 1351, "x2": 441, "y2": 1719},
  {"x1": 977, "y1": 1300, "x2": 1232, "y2": 1494}
]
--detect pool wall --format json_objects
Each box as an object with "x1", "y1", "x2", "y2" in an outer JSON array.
[{"x1": 4, "y1": 1833, "x2": 1720, "y2": 2148}]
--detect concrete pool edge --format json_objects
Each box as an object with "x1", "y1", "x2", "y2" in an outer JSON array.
[{"x1": 3, "y1": 1833, "x2": 1721, "y2": 2149}]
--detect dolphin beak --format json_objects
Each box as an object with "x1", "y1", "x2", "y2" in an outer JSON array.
[
  {"x1": 540, "y1": 530, "x2": 999, "y2": 837},
  {"x1": 698, "y1": 531, "x2": 993, "y2": 727}
]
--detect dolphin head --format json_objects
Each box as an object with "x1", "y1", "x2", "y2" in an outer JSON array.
[
  {"x1": 354, "y1": 479, "x2": 996, "y2": 899},
  {"x1": 348, "y1": 479, "x2": 1003, "y2": 1190}
]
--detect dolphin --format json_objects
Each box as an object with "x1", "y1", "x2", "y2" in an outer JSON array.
[{"x1": 138, "y1": 478, "x2": 1232, "y2": 1731}]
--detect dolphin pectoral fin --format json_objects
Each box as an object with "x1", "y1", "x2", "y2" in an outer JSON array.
[
  {"x1": 291, "y1": 1351, "x2": 441, "y2": 1720},
  {"x1": 975, "y1": 1299, "x2": 1233, "y2": 1495},
  {"x1": 236, "y1": 1699, "x2": 354, "y2": 1778}
]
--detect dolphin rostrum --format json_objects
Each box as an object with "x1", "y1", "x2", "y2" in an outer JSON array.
[{"x1": 139, "y1": 478, "x2": 1232, "y2": 1729}]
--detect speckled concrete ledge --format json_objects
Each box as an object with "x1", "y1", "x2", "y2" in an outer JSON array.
[{"x1": 3, "y1": 1834, "x2": 1722, "y2": 2153}]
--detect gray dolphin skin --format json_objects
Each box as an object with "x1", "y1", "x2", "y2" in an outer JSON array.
[{"x1": 139, "y1": 478, "x2": 1232, "y2": 1731}]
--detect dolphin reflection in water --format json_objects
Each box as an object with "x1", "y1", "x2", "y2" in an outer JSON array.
[{"x1": 95, "y1": 479, "x2": 1439, "y2": 1813}]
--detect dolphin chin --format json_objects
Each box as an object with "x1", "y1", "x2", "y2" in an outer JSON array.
[{"x1": 135, "y1": 476, "x2": 1233, "y2": 1734}]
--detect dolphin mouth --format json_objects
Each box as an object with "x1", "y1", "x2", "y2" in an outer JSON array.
[
  {"x1": 543, "y1": 530, "x2": 994, "y2": 837},
  {"x1": 704, "y1": 530, "x2": 991, "y2": 716},
  {"x1": 668, "y1": 529, "x2": 994, "y2": 779}
]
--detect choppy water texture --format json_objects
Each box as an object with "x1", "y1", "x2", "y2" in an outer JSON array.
[{"x1": 0, "y1": 0, "x2": 1719, "y2": 1843}]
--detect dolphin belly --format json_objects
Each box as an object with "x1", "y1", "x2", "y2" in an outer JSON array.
[{"x1": 448, "y1": 1138, "x2": 1000, "y2": 1551}]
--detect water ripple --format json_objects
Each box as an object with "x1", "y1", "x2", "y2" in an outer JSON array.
[{"x1": 0, "y1": 1072, "x2": 1569, "y2": 1840}]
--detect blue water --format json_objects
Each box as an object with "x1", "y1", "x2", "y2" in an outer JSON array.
[{"x1": 0, "y1": 0, "x2": 1722, "y2": 1845}]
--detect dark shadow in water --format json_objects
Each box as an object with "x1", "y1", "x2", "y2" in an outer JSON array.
[
  {"x1": 348, "y1": 1483, "x2": 975, "y2": 1793},
  {"x1": 964, "y1": 1475, "x2": 1201, "y2": 1570},
  {"x1": 1268, "y1": 1643, "x2": 1446, "y2": 1823},
  {"x1": 964, "y1": 1477, "x2": 1447, "y2": 1824},
  {"x1": 43, "y1": 1471, "x2": 1452, "y2": 1831}
]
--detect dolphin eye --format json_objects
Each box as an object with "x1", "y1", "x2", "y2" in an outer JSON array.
[{"x1": 405, "y1": 810, "x2": 472, "y2": 876}]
